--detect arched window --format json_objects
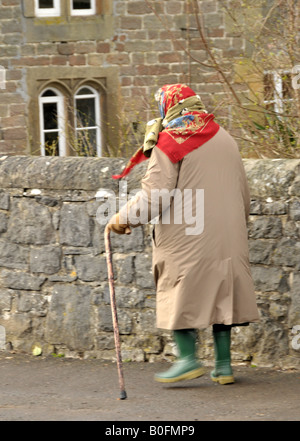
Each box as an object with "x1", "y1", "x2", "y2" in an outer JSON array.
[
  {"x1": 74, "y1": 86, "x2": 101, "y2": 156},
  {"x1": 39, "y1": 88, "x2": 66, "y2": 156}
]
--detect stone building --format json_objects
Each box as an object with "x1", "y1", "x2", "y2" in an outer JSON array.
[{"x1": 1, "y1": 0, "x2": 297, "y2": 158}]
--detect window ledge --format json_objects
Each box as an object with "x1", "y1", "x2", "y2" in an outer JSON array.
[{"x1": 25, "y1": 15, "x2": 113, "y2": 42}]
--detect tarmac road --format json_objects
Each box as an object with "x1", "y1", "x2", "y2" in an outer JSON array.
[{"x1": 0, "y1": 352, "x2": 299, "y2": 422}]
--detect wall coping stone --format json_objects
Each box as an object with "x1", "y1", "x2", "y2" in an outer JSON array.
[{"x1": 0, "y1": 156, "x2": 299, "y2": 196}]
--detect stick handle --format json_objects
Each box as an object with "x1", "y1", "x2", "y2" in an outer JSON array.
[{"x1": 104, "y1": 225, "x2": 127, "y2": 400}]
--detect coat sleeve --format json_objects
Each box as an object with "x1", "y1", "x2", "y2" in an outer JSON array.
[
  {"x1": 240, "y1": 162, "x2": 251, "y2": 221},
  {"x1": 119, "y1": 146, "x2": 180, "y2": 227}
]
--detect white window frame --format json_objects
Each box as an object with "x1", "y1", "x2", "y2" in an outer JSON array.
[
  {"x1": 264, "y1": 70, "x2": 294, "y2": 114},
  {"x1": 34, "y1": 0, "x2": 61, "y2": 17},
  {"x1": 70, "y1": 0, "x2": 96, "y2": 16},
  {"x1": 74, "y1": 85, "x2": 101, "y2": 156},
  {"x1": 0, "y1": 65, "x2": 6, "y2": 90},
  {"x1": 39, "y1": 88, "x2": 66, "y2": 156}
]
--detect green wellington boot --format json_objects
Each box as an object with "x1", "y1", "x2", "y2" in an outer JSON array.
[
  {"x1": 155, "y1": 329, "x2": 206, "y2": 383},
  {"x1": 211, "y1": 330, "x2": 234, "y2": 385}
]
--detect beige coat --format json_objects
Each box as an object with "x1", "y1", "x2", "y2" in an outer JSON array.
[{"x1": 121, "y1": 127, "x2": 259, "y2": 330}]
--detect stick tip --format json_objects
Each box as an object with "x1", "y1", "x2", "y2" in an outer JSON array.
[{"x1": 119, "y1": 390, "x2": 127, "y2": 400}]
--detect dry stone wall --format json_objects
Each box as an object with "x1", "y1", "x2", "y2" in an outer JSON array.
[{"x1": 0, "y1": 156, "x2": 299, "y2": 369}]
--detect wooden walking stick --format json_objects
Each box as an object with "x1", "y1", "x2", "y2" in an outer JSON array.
[{"x1": 104, "y1": 225, "x2": 127, "y2": 400}]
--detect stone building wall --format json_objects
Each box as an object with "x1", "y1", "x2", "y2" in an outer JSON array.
[
  {"x1": 0, "y1": 156, "x2": 299, "y2": 369},
  {"x1": 0, "y1": 0, "x2": 250, "y2": 155}
]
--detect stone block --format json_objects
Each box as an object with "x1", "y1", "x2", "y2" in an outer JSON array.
[
  {"x1": 118, "y1": 310, "x2": 133, "y2": 334},
  {"x1": 262, "y1": 200, "x2": 287, "y2": 215},
  {"x1": 110, "y1": 226, "x2": 144, "y2": 253},
  {"x1": 253, "y1": 321, "x2": 289, "y2": 363},
  {"x1": 6, "y1": 198, "x2": 55, "y2": 245},
  {"x1": 283, "y1": 221, "x2": 300, "y2": 239},
  {"x1": 249, "y1": 199, "x2": 262, "y2": 214},
  {"x1": 59, "y1": 203, "x2": 91, "y2": 247},
  {"x1": 244, "y1": 159, "x2": 300, "y2": 199},
  {"x1": 0, "y1": 289, "x2": 12, "y2": 312},
  {"x1": 0, "y1": 191, "x2": 10, "y2": 210},
  {"x1": 271, "y1": 238, "x2": 300, "y2": 269},
  {"x1": 248, "y1": 239, "x2": 276, "y2": 264},
  {"x1": 17, "y1": 291, "x2": 47, "y2": 316},
  {"x1": 0, "y1": 212, "x2": 8, "y2": 233},
  {"x1": 289, "y1": 175, "x2": 300, "y2": 197},
  {"x1": 30, "y1": 245, "x2": 61, "y2": 274},
  {"x1": 74, "y1": 254, "x2": 108, "y2": 282},
  {"x1": 120, "y1": 16, "x2": 142, "y2": 30},
  {"x1": 34, "y1": 195, "x2": 60, "y2": 207},
  {"x1": 0, "y1": 156, "x2": 125, "y2": 192},
  {"x1": 45, "y1": 284, "x2": 92, "y2": 351},
  {"x1": 114, "y1": 255, "x2": 134, "y2": 284},
  {"x1": 135, "y1": 253, "x2": 155, "y2": 289},
  {"x1": 288, "y1": 272, "x2": 300, "y2": 327},
  {"x1": 96, "y1": 297, "x2": 133, "y2": 335},
  {"x1": 127, "y1": 1, "x2": 152, "y2": 14},
  {"x1": 134, "y1": 309, "x2": 157, "y2": 334},
  {"x1": 269, "y1": 302, "x2": 287, "y2": 321},
  {"x1": 289, "y1": 199, "x2": 300, "y2": 221},
  {"x1": 0, "y1": 240, "x2": 29, "y2": 270},
  {"x1": 57, "y1": 43, "x2": 75, "y2": 56},
  {"x1": 97, "y1": 305, "x2": 113, "y2": 332},
  {"x1": 249, "y1": 216, "x2": 282, "y2": 239},
  {"x1": 0, "y1": 269, "x2": 45, "y2": 291},
  {"x1": 3, "y1": 313, "x2": 32, "y2": 340},
  {"x1": 251, "y1": 266, "x2": 286, "y2": 292},
  {"x1": 115, "y1": 286, "x2": 145, "y2": 309},
  {"x1": 92, "y1": 222, "x2": 105, "y2": 255},
  {"x1": 95, "y1": 334, "x2": 115, "y2": 350},
  {"x1": 0, "y1": 325, "x2": 5, "y2": 350}
]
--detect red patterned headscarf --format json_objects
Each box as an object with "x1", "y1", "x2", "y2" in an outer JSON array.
[{"x1": 112, "y1": 84, "x2": 219, "y2": 179}]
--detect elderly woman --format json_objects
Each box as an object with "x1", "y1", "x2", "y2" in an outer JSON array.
[{"x1": 108, "y1": 84, "x2": 259, "y2": 385}]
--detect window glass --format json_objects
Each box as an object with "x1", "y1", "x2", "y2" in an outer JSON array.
[
  {"x1": 43, "y1": 102, "x2": 58, "y2": 130},
  {"x1": 282, "y1": 73, "x2": 292, "y2": 100},
  {"x1": 263, "y1": 73, "x2": 275, "y2": 102},
  {"x1": 38, "y1": 0, "x2": 54, "y2": 8},
  {"x1": 74, "y1": 86, "x2": 101, "y2": 156},
  {"x1": 71, "y1": 0, "x2": 95, "y2": 15},
  {"x1": 72, "y1": 0, "x2": 91, "y2": 10},
  {"x1": 76, "y1": 128, "x2": 97, "y2": 156},
  {"x1": 77, "y1": 87, "x2": 94, "y2": 95},
  {"x1": 39, "y1": 88, "x2": 65, "y2": 156},
  {"x1": 44, "y1": 132, "x2": 59, "y2": 156},
  {"x1": 42, "y1": 89, "x2": 57, "y2": 97},
  {"x1": 76, "y1": 98, "x2": 96, "y2": 128}
]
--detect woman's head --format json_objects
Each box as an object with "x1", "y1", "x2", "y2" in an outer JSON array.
[{"x1": 155, "y1": 84, "x2": 197, "y2": 118}]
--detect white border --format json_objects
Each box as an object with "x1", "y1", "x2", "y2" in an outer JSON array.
[
  {"x1": 263, "y1": 70, "x2": 293, "y2": 114},
  {"x1": 74, "y1": 85, "x2": 101, "y2": 156},
  {"x1": 39, "y1": 88, "x2": 66, "y2": 156},
  {"x1": 34, "y1": 0, "x2": 61, "y2": 17}
]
